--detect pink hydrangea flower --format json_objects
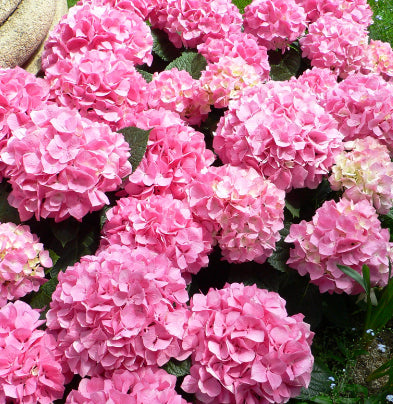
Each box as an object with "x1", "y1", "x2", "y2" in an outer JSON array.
[
  {"x1": 286, "y1": 198, "x2": 392, "y2": 294},
  {"x1": 123, "y1": 108, "x2": 215, "y2": 200},
  {"x1": 147, "y1": 68, "x2": 210, "y2": 126},
  {"x1": 44, "y1": 49, "x2": 148, "y2": 130},
  {"x1": 299, "y1": 14, "x2": 369, "y2": 78},
  {"x1": 186, "y1": 165, "x2": 285, "y2": 264},
  {"x1": 361, "y1": 40, "x2": 393, "y2": 82},
  {"x1": 99, "y1": 194, "x2": 214, "y2": 281},
  {"x1": 46, "y1": 245, "x2": 190, "y2": 378},
  {"x1": 42, "y1": 3, "x2": 153, "y2": 68},
  {"x1": 243, "y1": 0, "x2": 307, "y2": 50},
  {"x1": 66, "y1": 367, "x2": 189, "y2": 403},
  {"x1": 199, "y1": 57, "x2": 261, "y2": 109},
  {"x1": 0, "y1": 301, "x2": 65, "y2": 404},
  {"x1": 0, "y1": 222, "x2": 52, "y2": 307},
  {"x1": 329, "y1": 137, "x2": 393, "y2": 215},
  {"x1": 1, "y1": 105, "x2": 132, "y2": 222},
  {"x1": 181, "y1": 283, "x2": 314, "y2": 403},
  {"x1": 197, "y1": 33, "x2": 270, "y2": 79},
  {"x1": 79, "y1": 0, "x2": 156, "y2": 19},
  {"x1": 0, "y1": 67, "x2": 51, "y2": 179},
  {"x1": 323, "y1": 73, "x2": 393, "y2": 152},
  {"x1": 149, "y1": 0, "x2": 243, "y2": 48},
  {"x1": 214, "y1": 81, "x2": 343, "y2": 191}
]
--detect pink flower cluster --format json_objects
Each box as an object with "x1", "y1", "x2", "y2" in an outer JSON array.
[
  {"x1": 1, "y1": 105, "x2": 132, "y2": 222},
  {"x1": 214, "y1": 81, "x2": 343, "y2": 191},
  {"x1": 329, "y1": 137, "x2": 393, "y2": 215},
  {"x1": 361, "y1": 40, "x2": 393, "y2": 81},
  {"x1": 80, "y1": 0, "x2": 155, "y2": 20},
  {"x1": 66, "y1": 367, "x2": 189, "y2": 403},
  {"x1": 149, "y1": 0, "x2": 243, "y2": 48},
  {"x1": 0, "y1": 222, "x2": 52, "y2": 307},
  {"x1": 46, "y1": 245, "x2": 190, "y2": 377},
  {"x1": 187, "y1": 165, "x2": 285, "y2": 264},
  {"x1": 243, "y1": 0, "x2": 307, "y2": 50},
  {"x1": 100, "y1": 193, "x2": 213, "y2": 280},
  {"x1": 123, "y1": 108, "x2": 215, "y2": 200},
  {"x1": 0, "y1": 301, "x2": 64, "y2": 403},
  {"x1": 181, "y1": 283, "x2": 314, "y2": 403},
  {"x1": 286, "y1": 198, "x2": 392, "y2": 294}
]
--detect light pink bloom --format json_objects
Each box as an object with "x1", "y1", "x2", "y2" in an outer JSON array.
[
  {"x1": 181, "y1": 283, "x2": 314, "y2": 403},
  {"x1": 0, "y1": 301, "x2": 64, "y2": 404},
  {"x1": 66, "y1": 367, "x2": 189, "y2": 403},
  {"x1": 214, "y1": 81, "x2": 343, "y2": 191},
  {"x1": 361, "y1": 40, "x2": 393, "y2": 82},
  {"x1": 0, "y1": 222, "x2": 52, "y2": 307},
  {"x1": 46, "y1": 245, "x2": 190, "y2": 377},
  {"x1": 79, "y1": 0, "x2": 156, "y2": 19},
  {"x1": 1, "y1": 105, "x2": 132, "y2": 222},
  {"x1": 286, "y1": 198, "x2": 392, "y2": 294},
  {"x1": 243, "y1": 0, "x2": 307, "y2": 50}
]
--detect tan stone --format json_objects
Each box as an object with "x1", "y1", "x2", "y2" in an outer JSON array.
[
  {"x1": 23, "y1": 0, "x2": 69, "y2": 74},
  {"x1": 0, "y1": 0, "x2": 22, "y2": 25},
  {"x1": 0, "y1": 0, "x2": 56, "y2": 68}
]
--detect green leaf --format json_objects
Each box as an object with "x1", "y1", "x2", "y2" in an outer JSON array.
[
  {"x1": 29, "y1": 278, "x2": 58, "y2": 310},
  {"x1": 50, "y1": 219, "x2": 79, "y2": 248},
  {"x1": 270, "y1": 48, "x2": 301, "y2": 81},
  {"x1": 336, "y1": 264, "x2": 367, "y2": 292},
  {"x1": 268, "y1": 226, "x2": 290, "y2": 273},
  {"x1": 67, "y1": 0, "x2": 78, "y2": 7},
  {"x1": 151, "y1": 28, "x2": 183, "y2": 62},
  {"x1": 136, "y1": 67, "x2": 153, "y2": 83},
  {"x1": 163, "y1": 358, "x2": 191, "y2": 377},
  {"x1": 0, "y1": 181, "x2": 20, "y2": 224},
  {"x1": 231, "y1": 0, "x2": 252, "y2": 13},
  {"x1": 285, "y1": 200, "x2": 300, "y2": 218},
  {"x1": 165, "y1": 51, "x2": 207, "y2": 79},
  {"x1": 118, "y1": 127, "x2": 151, "y2": 174},
  {"x1": 367, "y1": 274, "x2": 393, "y2": 331}
]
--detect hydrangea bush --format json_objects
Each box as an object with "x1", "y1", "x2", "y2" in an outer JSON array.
[{"x1": 1, "y1": 0, "x2": 393, "y2": 402}]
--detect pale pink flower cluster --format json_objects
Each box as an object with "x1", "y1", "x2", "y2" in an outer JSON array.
[
  {"x1": 1, "y1": 105, "x2": 132, "y2": 222},
  {"x1": 214, "y1": 81, "x2": 343, "y2": 191},
  {"x1": 46, "y1": 245, "x2": 190, "y2": 377},
  {"x1": 324, "y1": 73, "x2": 393, "y2": 152},
  {"x1": 200, "y1": 57, "x2": 261, "y2": 109},
  {"x1": 149, "y1": 0, "x2": 243, "y2": 48},
  {"x1": 181, "y1": 283, "x2": 314, "y2": 403},
  {"x1": 361, "y1": 39, "x2": 393, "y2": 82},
  {"x1": 0, "y1": 301, "x2": 64, "y2": 404},
  {"x1": 66, "y1": 367, "x2": 189, "y2": 403},
  {"x1": 286, "y1": 198, "x2": 392, "y2": 294},
  {"x1": 299, "y1": 14, "x2": 369, "y2": 78},
  {"x1": 0, "y1": 67, "x2": 51, "y2": 178},
  {"x1": 100, "y1": 194, "x2": 213, "y2": 280},
  {"x1": 0, "y1": 222, "x2": 52, "y2": 307},
  {"x1": 124, "y1": 108, "x2": 215, "y2": 200},
  {"x1": 186, "y1": 165, "x2": 285, "y2": 264},
  {"x1": 329, "y1": 137, "x2": 393, "y2": 215},
  {"x1": 243, "y1": 0, "x2": 307, "y2": 50},
  {"x1": 197, "y1": 33, "x2": 270, "y2": 79},
  {"x1": 147, "y1": 68, "x2": 210, "y2": 125},
  {"x1": 42, "y1": 3, "x2": 153, "y2": 68}
]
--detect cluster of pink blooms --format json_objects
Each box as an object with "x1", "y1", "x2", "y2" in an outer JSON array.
[
  {"x1": 181, "y1": 283, "x2": 314, "y2": 403},
  {"x1": 286, "y1": 198, "x2": 393, "y2": 294},
  {"x1": 361, "y1": 39, "x2": 393, "y2": 81},
  {"x1": 46, "y1": 245, "x2": 190, "y2": 378},
  {"x1": 329, "y1": 137, "x2": 393, "y2": 215},
  {"x1": 66, "y1": 367, "x2": 188, "y2": 403},
  {"x1": 1, "y1": 105, "x2": 132, "y2": 222},
  {"x1": 0, "y1": 301, "x2": 64, "y2": 403},
  {"x1": 214, "y1": 80, "x2": 343, "y2": 191},
  {"x1": 99, "y1": 193, "x2": 213, "y2": 281},
  {"x1": 0, "y1": 222, "x2": 52, "y2": 307},
  {"x1": 187, "y1": 165, "x2": 285, "y2": 264}
]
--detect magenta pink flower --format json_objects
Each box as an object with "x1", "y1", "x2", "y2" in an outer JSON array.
[
  {"x1": 214, "y1": 81, "x2": 343, "y2": 191},
  {"x1": 197, "y1": 33, "x2": 270, "y2": 79},
  {"x1": 123, "y1": 108, "x2": 215, "y2": 200},
  {"x1": 147, "y1": 68, "x2": 210, "y2": 126},
  {"x1": 1, "y1": 105, "x2": 132, "y2": 222},
  {"x1": 0, "y1": 222, "x2": 52, "y2": 307},
  {"x1": 66, "y1": 367, "x2": 189, "y2": 403},
  {"x1": 286, "y1": 198, "x2": 392, "y2": 294},
  {"x1": 100, "y1": 193, "x2": 214, "y2": 281},
  {"x1": 149, "y1": 0, "x2": 243, "y2": 48},
  {"x1": 186, "y1": 165, "x2": 285, "y2": 264},
  {"x1": 299, "y1": 14, "x2": 369, "y2": 78},
  {"x1": 181, "y1": 283, "x2": 314, "y2": 403},
  {"x1": 0, "y1": 301, "x2": 65, "y2": 404},
  {"x1": 361, "y1": 39, "x2": 393, "y2": 82},
  {"x1": 243, "y1": 0, "x2": 307, "y2": 50},
  {"x1": 79, "y1": 0, "x2": 156, "y2": 19},
  {"x1": 46, "y1": 245, "x2": 190, "y2": 378}
]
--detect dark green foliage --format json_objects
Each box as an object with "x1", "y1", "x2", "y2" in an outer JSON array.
[{"x1": 165, "y1": 51, "x2": 207, "y2": 79}]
